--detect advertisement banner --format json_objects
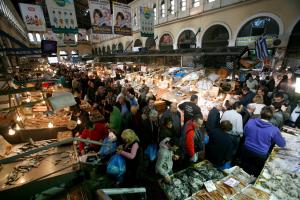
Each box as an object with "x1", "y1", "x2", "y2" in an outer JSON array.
[
  {"x1": 78, "y1": 29, "x2": 88, "y2": 42},
  {"x1": 44, "y1": 29, "x2": 57, "y2": 41},
  {"x1": 45, "y1": 0, "x2": 78, "y2": 33},
  {"x1": 64, "y1": 33, "x2": 76, "y2": 45},
  {"x1": 88, "y1": 0, "x2": 112, "y2": 34},
  {"x1": 19, "y1": 3, "x2": 46, "y2": 32},
  {"x1": 113, "y1": 2, "x2": 132, "y2": 36},
  {"x1": 140, "y1": 6, "x2": 154, "y2": 37}
]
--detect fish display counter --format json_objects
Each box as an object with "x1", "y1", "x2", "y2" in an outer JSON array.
[
  {"x1": 0, "y1": 138, "x2": 79, "y2": 198},
  {"x1": 254, "y1": 127, "x2": 300, "y2": 200}
]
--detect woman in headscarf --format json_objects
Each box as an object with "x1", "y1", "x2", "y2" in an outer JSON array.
[{"x1": 117, "y1": 129, "x2": 142, "y2": 185}]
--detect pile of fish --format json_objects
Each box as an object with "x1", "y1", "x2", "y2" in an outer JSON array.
[
  {"x1": 18, "y1": 139, "x2": 57, "y2": 153},
  {"x1": 5, "y1": 155, "x2": 45, "y2": 185},
  {"x1": 160, "y1": 162, "x2": 224, "y2": 200}
]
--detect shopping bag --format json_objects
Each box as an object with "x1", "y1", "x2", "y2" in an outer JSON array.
[
  {"x1": 106, "y1": 154, "x2": 126, "y2": 178},
  {"x1": 99, "y1": 138, "x2": 117, "y2": 156},
  {"x1": 144, "y1": 144, "x2": 157, "y2": 161}
]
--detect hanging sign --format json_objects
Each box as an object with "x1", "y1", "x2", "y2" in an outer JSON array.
[
  {"x1": 45, "y1": 0, "x2": 78, "y2": 33},
  {"x1": 140, "y1": 6, "x2": 154, "y2": 37},
  {"x1": 88, "y1": 0, "x2": 112, "y2": 34},
  {"x1": 78, "y1": 29, "x2": 88, "y2": 42},
  {"x1": 19, "y1": 3, "x2": 46, "y2": 32},
  {"x1": 113, "y1": 2, "x2": 132, "y2": 36}
]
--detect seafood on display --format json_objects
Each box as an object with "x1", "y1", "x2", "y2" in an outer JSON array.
[{"x1": 160, "y1": 161, "x2": 225, "y2": 200}]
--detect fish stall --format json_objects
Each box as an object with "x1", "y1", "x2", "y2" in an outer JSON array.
[
  {"x1": 159, "y1": 160, "x2": 270, "y2": 200},
  {"x1": 0, "y1": 137, "x2": 80, "y2": 199},
  {"x1": 254, "y1": 127, "x2": 300, "y2": 200}
]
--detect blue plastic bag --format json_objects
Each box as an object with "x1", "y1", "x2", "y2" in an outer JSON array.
[
  {"x1": 144, "y1": 144, "x2": 157, "y2": 161},
  {"x1": 99, "y1": 138, "x2": 117, "y2": 156},
  {"x1": 106, "y1": 154, "x2": 126, "y2": 178}
]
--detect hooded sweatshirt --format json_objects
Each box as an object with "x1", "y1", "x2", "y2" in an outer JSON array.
[
  {"x1": 244, "y1": 118, "x2": 286, "y2": 156},
  {"x1": 155, "y1": 138, "x2": 173, "y2": 177}
]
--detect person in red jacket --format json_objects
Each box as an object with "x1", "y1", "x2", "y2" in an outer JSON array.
[
  {"x1": 181, "y1": 115, "x2": 207, "y2": 164},
  {"x1": 79, "y1": 120, "x2": 109, "y2": 155}
]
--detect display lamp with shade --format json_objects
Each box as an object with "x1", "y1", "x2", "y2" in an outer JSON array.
[
  {"x1": 294, "y1": 69, "x2": 300, "y2": 93},
  {"x1": 8, "y1": 127, "x2": 16, "y2": 136}
]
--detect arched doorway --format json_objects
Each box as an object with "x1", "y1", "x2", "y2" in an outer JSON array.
[
  {"x1": 107, "y1": 45, "x2": 111, "y2": 54},
  {"x1": 98, "y1": 47, "x2": 101, "y2": 55},
  {"x1": 177, "y1": 30, "x2": 196, "y2": 49},
  {"x1": 285, "y1": 20, "x2": 300, "y2": 66},
  {"x1": 202, "y1": 25, "x2": 229, "y2": 48},
  {"x1": 92, "y1": 48, "x2": 95, "y2": 55},
  {"x1": 145, "y1": 37, "x2": 156, "y2": 50},
  {"x1": 118, "y1": 42, "x2": 124, "y2": 51},
  {"x1": 236, "y1": 16, "x2": 279, "y2": 47},
  {"x1": 125, "y1": 41, "x2": 132, "y2": 52},
  {"x1": 133, "y1": 39, "x2": 143, "y2": 52},
  {"x1": 102, "y1": 46, "x2": 106, "y2": 54},
  {"x1": 134, "y1": 39, "x2": 143, "y2": 47},
  {"x1": 112, "y1": 44, "x2": 117, "y2": 53},
  {"x1": 159, "y1": 34, "x2": 173, "y2": 51}
]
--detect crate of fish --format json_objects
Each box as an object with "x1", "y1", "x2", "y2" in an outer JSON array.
[{"x1": 159, "y1": 160, "x2": 225, "y2": 200}]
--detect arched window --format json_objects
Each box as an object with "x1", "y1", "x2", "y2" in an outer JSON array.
[
  {"x1": 237, "y1": 17, "x2": 279, "y2": 37},
  {"x1": 161, "y1": 0, "x2": 166, "y2": 18},
  {"x1": 35, "y1": 33, "x2": 42, "y2": 42},
  {"x1": 192, "y1": 0, "x2": 200, "y2": 8},
  {"x1": 170, "y1": 0, "x2": 175, "y2": 15},
  {"x1": 236, "y1": 16, "x2": 280, "y2": 47},
  {"x1": 177, "y1": 30, "x2": 196, "y2": 49},
  {"x1": 145, "y1": 37, "x2": 156, "y2": 50},
  {"x1": 133, "y1": 13, "x2": 137, "y2": 26},
  {"x1": 118, "y1": 43, "x2": 124, "y2": 51},
  {"x1": 134, "y1": 39, "x2": 143, "y2": 47},
  {"x1": 28, "y1": 33, "x2": 35, "y2": 42},
  {"x1": 112, "y1": 44, "x2": 117, "y2": 53},
  {"x1": 153, "y1": 4, "x2": 157, "y2": 21},
  {"x1": 159, "y1": 34, "x2": 173, "y2": 51},
  {"x1": 202, "y1": 25, "x2": 229, "y2": 48},
  {"x1": 180, "y1": 0, "x2": 187, "y2": 11}
]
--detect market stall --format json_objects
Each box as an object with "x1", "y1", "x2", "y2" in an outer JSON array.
[{"x1": 254, "y1": 126, "x2": 300, "y2": 200}]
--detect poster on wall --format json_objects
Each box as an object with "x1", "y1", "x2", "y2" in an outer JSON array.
[
  {"x1": 78, "y1": 29, "x2": 88, "y2": 42},
  {"x1": 44, "y1": 29, "x2": 57, "y2": 41},
  {"x1": 19, "y1": 3, "x2": 46, "y2": 32},
  {"x1": 113, "y1": 2, "x2": 132, "y2": 36},
  {"x1": 88, "y1": 0, "x2": 112, "y2": 34},
  {"x1": 140, "y1": 6, "x2": 154, "y2": 37},
  {"x1": 45, "y1": 0, "x2": 78, "y2": 33},
  {"x1": 64, "y1": 33, "x2": 76, "y2": 45}
]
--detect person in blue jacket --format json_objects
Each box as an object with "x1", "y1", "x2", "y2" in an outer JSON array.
[{"x1": 241, "y1": 106, "x2": 286, "y2": 176}]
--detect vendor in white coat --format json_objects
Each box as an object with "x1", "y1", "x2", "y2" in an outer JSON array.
[{"x1": 155, "y1": 138, "x2": 179, "y2": 183}]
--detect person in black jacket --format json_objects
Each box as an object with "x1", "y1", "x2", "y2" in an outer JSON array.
[
  {"x1": 239, "y1": 87, "x2": 255, "y2": 107},
  {"x1": 179, "y1": 94, "x2": 202, "y2": 124},
  {"x1": 206, "y1": 102, "x2": 222, "y2": 134},
  {"x1": 241, "y1": 104, "x2": 256, "y2": 126},
  {"x1": 206, "y1": 120, "x2": 234, "y2": 168}
]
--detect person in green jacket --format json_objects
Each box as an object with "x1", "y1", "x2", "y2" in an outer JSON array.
[
  {"x1": 155, "y1": 137, "x2": 179, "y2": 183},
  {"x1": 106, "y1": 105, "x2": 122, "y2": 135}
]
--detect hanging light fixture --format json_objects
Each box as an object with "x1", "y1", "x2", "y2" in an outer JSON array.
[
  {"x1": 48, "y1": 122, "x2": 54, "y2": 128},
  {"x1": 8, "y1": 127, "x2": 16, "y2": 136},
  {"x1": 77, "y1": 118, "x2": 82, "y2": 125},
  {"x1": 16, "y1": 115, "x2": 22, "y2": 122},
  {"x1": 15, "y1": 124, "x2": 21, "y2": 130}
]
